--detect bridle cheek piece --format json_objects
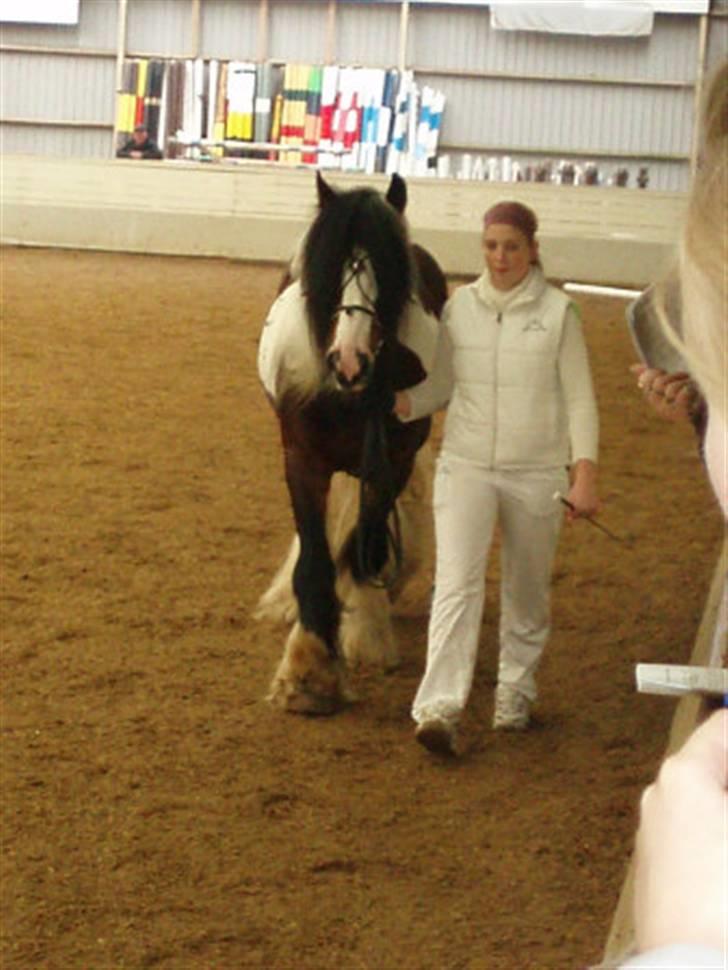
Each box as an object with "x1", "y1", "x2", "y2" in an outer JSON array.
[{"x1": 332, "y1": 256, "x2": 384, "y2": 358}]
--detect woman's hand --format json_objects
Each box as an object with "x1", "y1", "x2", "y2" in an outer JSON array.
[
  {"x1": 631, "y1": 364, "x2": 700, "y2": 423},
  {"x1": 565, "y1": 459, "x2": 600, "y2": 520},
  {"x1": 393, "y1": 390, "x2": 412, "y2": 420}
]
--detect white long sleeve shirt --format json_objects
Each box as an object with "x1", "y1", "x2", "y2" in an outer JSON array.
[
  {"x1": 404, "y1": 267, "x2": 599, "y2": 471},
  {"x1": 619, "y1": 944, "x2": 725, "y2": 968}
]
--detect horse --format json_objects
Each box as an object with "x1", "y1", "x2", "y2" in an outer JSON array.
[{"x1": 255, "y1": 171, "x2": 447, "y2": 715}]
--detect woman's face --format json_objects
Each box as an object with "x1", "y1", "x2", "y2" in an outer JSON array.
[{"x1": 482, "y1": 223, "x2": 536, "y2": 291}]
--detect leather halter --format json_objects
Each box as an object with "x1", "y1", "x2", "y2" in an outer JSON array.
[{"x1": 334, "y1": 256, "x2": 378, "y2": 321}]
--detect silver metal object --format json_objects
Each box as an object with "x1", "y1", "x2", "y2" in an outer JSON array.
[{"x1": 636, "y1": 663, "x2": 728, "y2": 698}]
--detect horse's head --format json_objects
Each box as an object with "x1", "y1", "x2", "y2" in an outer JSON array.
[
  {"x1": 324, "y1": 250, "x2": 381, "y2": 389},
  {"x1": 301, "y1": 173, "x2": 412, "y2": 394}
]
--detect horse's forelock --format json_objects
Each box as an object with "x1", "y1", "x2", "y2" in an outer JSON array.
[
  {"x1": 302, "y1": 194, "x2": 356, "y2": 350},
  {"x1": 356, "y1": 193, "x2": 411, "y2": 333},
  {"x1": 301, "y1": 187, "x2": 411, "y2": 350}
]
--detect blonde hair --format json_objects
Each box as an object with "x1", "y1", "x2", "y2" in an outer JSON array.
[{"x1": 660, "y1": 60, "x2": 727, "y2": 417}]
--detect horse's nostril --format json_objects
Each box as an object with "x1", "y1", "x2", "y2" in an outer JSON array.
[{"x1": 357, "y1": 352, "x2": 370, "y2": 378}]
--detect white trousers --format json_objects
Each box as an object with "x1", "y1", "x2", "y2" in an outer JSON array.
[{"x1": 412, "y1": 455, "x2": 567, "y2": 725}]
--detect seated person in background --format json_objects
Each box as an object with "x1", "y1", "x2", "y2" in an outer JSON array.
[{"x1": 116, "y1": 124, "x2": 163, "y2": 160}]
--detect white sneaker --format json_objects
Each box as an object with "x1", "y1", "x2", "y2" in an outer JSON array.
[
  {"x1": 415, "y1": 717, "x2": 458, "y2": 756},
  {"x1": 492, "y1": 685, "x2": 531, "y2": 731}
]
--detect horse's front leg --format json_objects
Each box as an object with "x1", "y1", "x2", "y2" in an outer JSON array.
[{"x1": 267, "y1": 450, "x2": 350, "y2": 715}]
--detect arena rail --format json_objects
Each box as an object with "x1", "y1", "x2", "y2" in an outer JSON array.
[{"x1": 0, "y1": 154, "x2": 688, "y2": 287}]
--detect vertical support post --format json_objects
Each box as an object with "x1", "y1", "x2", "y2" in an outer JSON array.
[
  {"x1": 398, "y1": 0, "x2": 410, "y2": 73},
  {"x1": 325, "y1": 0, "x2": 336, "y2": 65},
  {"x1": 190, "y1": 0, "x2": 201, "y2": 59},
  {"x1": 258, "y1": 0, "x2": 269, "y2": 63},
  {"x1": 112, "y1": 0, "x2": 129, "y2": 156},
  {"x1": 690, "y1": 13, "x2": 709, "y2": 176}
]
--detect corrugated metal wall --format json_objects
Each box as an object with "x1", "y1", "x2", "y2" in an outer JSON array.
[
  {"x1": 2, "y1": 51, "x2": 115, "y2": 122},
  {"x1": 1, "y1": 0, "x2": 723, "y2": 190},
  {"x1": 268, "y1": 2, "x2": 331, "y2": 63},
  {"x1": 0, "y1": 0, "x2": 117, "y2": 48},
  {"x1": 0, "y1": 0, "x2": 118, "y2": 154},
  {"x1": 706, "y1": 14, "x2": 728, "y2": 66},
  {"x1": 335, "y1": 3, "x2": 401, "y2": 66},
  {"x1": 199, "y1": 0, "x2": 259, "y2": 61},
  {"x1": 408, "y1": 7, "x2": 700, "y2": 79},
  {"x1": 403, "y1": 4, "x2": 703, "y2": 190},
  {"x1": 126, "y1": 0, "x2": 193, "y2": 57}
]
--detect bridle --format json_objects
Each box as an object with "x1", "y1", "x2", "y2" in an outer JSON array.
[{"x1": 334, "y1": 255, "x2": 379, "y2": 328}]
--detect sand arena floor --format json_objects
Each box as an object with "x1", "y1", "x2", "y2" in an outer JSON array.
[{"x1": 1, "y1": 247, "x2": 722, "y2": 969}]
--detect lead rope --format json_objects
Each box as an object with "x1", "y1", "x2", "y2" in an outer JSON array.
[{"x1": 355, "y1": 379, "x2": 404, "y2": 589}]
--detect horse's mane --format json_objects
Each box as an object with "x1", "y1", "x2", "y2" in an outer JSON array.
[{"x1": 301, "y1": 187, "x2": 413, "y2": 352}]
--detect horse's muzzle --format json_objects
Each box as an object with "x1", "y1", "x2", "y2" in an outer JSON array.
[{"x1": 326, "y1": 349, "x2": 372, "y2": 390}]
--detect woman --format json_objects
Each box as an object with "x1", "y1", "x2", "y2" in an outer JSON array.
[
  {"x1": 618, "y1": 59, "x2": 727, "y2": 970},
  {"x1": 394, "y1": 200, "x2": 600, "y2": 755}
]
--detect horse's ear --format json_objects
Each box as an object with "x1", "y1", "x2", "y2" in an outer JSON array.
[
  {"x1": 316, "y1": 170, "x2": 336, "y2": 208},
  {"x1": 385, "y1": 173, "x2": 407, "y2": 213}
]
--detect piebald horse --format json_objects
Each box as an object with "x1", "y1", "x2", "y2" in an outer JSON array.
[{"x1": 256, "y1": 172, "x2": 447, "y2": 714}]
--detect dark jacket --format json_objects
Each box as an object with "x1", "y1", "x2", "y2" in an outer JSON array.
[{"x1": 116, "y1": 136, "x2": 163, "y2": 160}]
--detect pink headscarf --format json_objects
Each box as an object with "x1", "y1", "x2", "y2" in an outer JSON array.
[{"x1": 483, "y1": 201, "x2": 538, "y2": 243}]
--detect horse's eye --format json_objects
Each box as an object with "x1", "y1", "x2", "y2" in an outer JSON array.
[{"x1": 345, "y1": 307, "x2": 353, "y2": 317}]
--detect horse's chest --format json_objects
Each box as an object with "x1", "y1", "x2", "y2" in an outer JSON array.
[{"x1": 278, "y1": 394, "x2": 372, "y2": 475}]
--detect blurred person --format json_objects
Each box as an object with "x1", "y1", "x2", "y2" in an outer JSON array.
[
  {"x1": 620, "y1": 709, "x2": 727, "y2": 969},
  {"x1": 617, "y1": 59, "x2": 727, "y2": 969},
  {"x1": 116, "y1": 123, "x2": 163, "y2": 161}
]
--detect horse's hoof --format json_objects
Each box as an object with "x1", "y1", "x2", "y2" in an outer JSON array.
[
  {"x1": 267, "y1": 677, "x2": 347, "y2": 716},
  {"x1": 284, "y1": 690, "x2": 344, "y2": 716},
  {"x1": 267, "y1": 626, "x2": 351, "y2": 716}
]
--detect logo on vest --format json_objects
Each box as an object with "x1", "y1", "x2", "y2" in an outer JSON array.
[{"x1": 522, "y1": 318, "x2": 547, "y2": 332}]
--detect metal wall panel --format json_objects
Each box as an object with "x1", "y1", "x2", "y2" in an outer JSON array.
[
  {"x1": 423, "y1": 75, "x2": 693, "y2": 156},
  {"x1": 0, "y1": 124, "x2": 112, "y2": 158},
  {"x1": 268, "y1": 2, "x2": 330, "y2": 63},
  {"x1": 336, "y1": 3, "x2": 401, "y2": 66},
  {"x1": 407, "y1": 7, "x2": 700, "y2": 82},
  {"x1": 706, "y1": 17, "x2": 728, "y2": 72},
  {"x1": 0, "y1": 0, "x2": 117, "y2": 49},
  {"x1": 1, "y1": 52, "x2": 115, "y2": 121},
  {"x1": 126, "y1": 0, "x2": 192, "y2": 56},
  {"x1": 405, "y1": 6, "x2": 704, "y2": 191},
  {"x1": 199, "y1": 0, "x2": 260, "y2": 61}
]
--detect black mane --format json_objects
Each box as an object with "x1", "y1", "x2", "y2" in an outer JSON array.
[{"x1": 301, "y1": 185, "x2": 413, "y2": 353}]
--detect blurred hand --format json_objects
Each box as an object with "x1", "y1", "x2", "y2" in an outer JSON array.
[
  {"x1": 633, "y1": 709, "x2": 728, "y2": 954},
  {"x1": 393, "y1": 390, "x2": 412, "y2": 420},
  {"x1": 631, "y1": 364, "x2": 700, "y2": 423},
  {"x1": 565, "y1": 459, "x2": 600, "y2": 520}
]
